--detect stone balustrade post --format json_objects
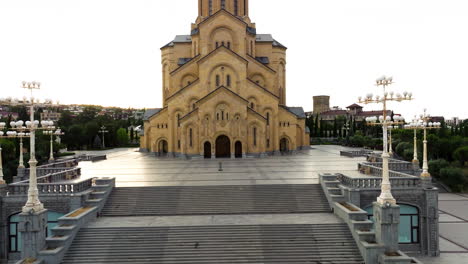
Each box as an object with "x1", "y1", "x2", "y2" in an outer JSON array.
[
  {"x1": 373, "y1": 202, "x2": 400, "y2": 253},
  {"x1": 19, "y1": 209, "x2": 48, "y2": 259}
]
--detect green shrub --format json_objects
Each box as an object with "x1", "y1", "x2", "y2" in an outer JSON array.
[
  {"x1": 429, "y1": 159, "x2": 450, "y2": 178},
  {"x1": 453, "y1": 146, "x2": 468, "y2": 166},
  {"x1": 396, "y1": 142, "x2": 412, "y2": 157},
  {"x1": 349, "y1": 135, "x2": 365, "y2": 147},
  {"x1": 440, "y1": 167, "x2": 466, "y2": 192},
  {"x1": 402, "y1": 148, "x2": 414, "y2": 161}
]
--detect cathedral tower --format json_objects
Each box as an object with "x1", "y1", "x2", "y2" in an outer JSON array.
[{"x1": 140, "y1": 0, "x2": 309, "y2": 157}]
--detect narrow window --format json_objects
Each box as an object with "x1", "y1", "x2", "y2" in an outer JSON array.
[
  {"x1": 266, "y1": 113, "x2": 270, "y2": 125},
  {"x1": 227, "y1": 42, "x2": 231, "y2": 49},
  {"x1": 221, "y1": 0, "x2": 226, "y2": 9},
  {"x1": 157, "y1": 124, "x2": 160, "y2": 129},
  {"x1": 216, "y1": 75, "x2": 220, "y2": 86},
  {"x1": 178, "y1": 140, "x2": 181, "y2": 149},
  {"x1": 217, "y1": 113, "x2": 220, "y2": 120},
  {"x1": 244, "y1": 0, "x2": 246, "y2": 15},
  {"x1": 267, "y1": 139, "x2": 270, "y2": 148},
  {"x1": 209, "y1": 0, "x2": 213, "y2": 15},
  {"x1": 253, "y1": 127, "x2": 257, "y2": 146},
  {"x1": 189, "y1": 128, "x2": 193, "y2": 147},
  {"x1": 227, "y1": 75, "x2": 231, "y2": 87},
  {"x1": 222, "y1": 111, "x2": 224, "y2": 120},
  {"x1": 250, "y1": 102, "x2": 254, "y2": 109},
  {"x1": 216, "y1": 42, "x2": 219, "y2": 48},
  {"x1": 222, "y1": 41, "x2": 225, "y2": 47},
  {"x1": 250, "y1": 41, "x2": 253, "y2": 55},
  {"x1": 193, "y1": 104, "x2": 196, "y2": 110},
  {"x1": 226, "y1": 113, "x2": 229, "y2": 120},
  {"x1": 234, "y1": 0, "x2": 239, "y2": 15},
  {"x1": 177, "y1": 114, "x2": 181, "y2": 127}
]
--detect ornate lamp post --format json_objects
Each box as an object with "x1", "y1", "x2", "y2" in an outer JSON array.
[
  {"x1": 0, "y1": 122, "x2": 31, "y2": 183},
  {"x1": 388, "y1": 125, "x2": 395, "y2": 156},
  {"x1": 99, "y1": 126, "x2": 109, "y2": 149},
  {"x1": 0, "y1": 81, "x2": 58, "y2": 212},
  {"x1": 43, "y1": 127, "x2": 64, "y2": 162},
  {"x1": 404, "y1": 110, "x2": 441, "y2": 187},
  {"x1": 359, "y1": 76, "x2": 413, "y2": 254},
  {"x1": 359, "y1": 76, "x2": 413, "y2": 205}
]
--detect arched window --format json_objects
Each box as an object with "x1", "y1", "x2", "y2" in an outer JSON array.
[
  {"x1": 178, "y1": 140, "x2": 181, "y2": 149},
  {"x1": 222, "y1": 111, "x2": 225, "y2": 120},
  {"x1": 253, "y1": 127, "x2": 257, "y2": 146},
  {"x1": 234, "y1": 0, "x2": 239, "y2": 15},
  {"x1": 221, "y1": 0, "x2": 226, "y2": 9},
  {"x1": 267, "y1": 139, "x2": 270, "y2": 148},
  {"x1": 209, "y1": 0, "x2": 213, "y2": 15},
  {"x1": 189, "y1": 128, "x2": 193, "y2": 147},
  {"x1": 227, "y1": 42, "x2": 231, "y2": 49},
  {"x1": 226, "y1": 113, "x2": 229, "y2": 120},
  {"x1": 226, "y1": 75, "x2": 231, "y2": 87},
  {"x1": 216, "y1": 75, "x2": 220, "y2": 87},
  {"x1": 216, "y1": 41, "x2": 219, "y2": 48},
  {"x1": 365, "y1": 204, "x2": 419, "y2": 244},
  {"x1": 217, "y1": 113, "x2": 220, "y2": 120},
  {"x1": 177, "y1": 114, "x2": 181, "y2": 127},
  {"x1": 222, "y1": 41, "x2": 225, "y2": 47},
  {"x1": 250, "y1": 102, "x2": 255, "y2": 109},
  {"x1": 266, "y1": 113, "x2": 270, "y2": 125}
]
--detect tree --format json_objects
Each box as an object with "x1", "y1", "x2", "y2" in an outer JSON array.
[
  {"x1": 130, "y1": 127, "x2": 135, "y2": 143},
  {"x1": 453, "y1": 146, "x2": 468, "y2": 166},
  {"x1": 116, "y1": 128, "x2": 128, "y2": 146},
  {"x1": 85, "y1": 122, "x2": 99, "y2": 147},
  {"x1": 333, "y1": 118, "x2": 338, "y2": 138}
]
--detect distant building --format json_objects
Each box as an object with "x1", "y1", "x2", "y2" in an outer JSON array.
[
  {"x1": 313, "y1": 96, "x2": 331, "y2": 114},
  {"x1": 40, "y1": 110, "x2": 61, "y2": 122}
]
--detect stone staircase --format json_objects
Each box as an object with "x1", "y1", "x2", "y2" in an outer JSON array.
[
  {"x1": 101, "y1": 184, "x2": 331, "y2": 216},
  {"x1": 62, "y1": 224, "x2": 364, "y2": 264}
]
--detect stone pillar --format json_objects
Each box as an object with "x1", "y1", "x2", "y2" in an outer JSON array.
[
  {"x1": 373, "y1": 202, "x2": 400, "y2": 253},
  {"x1": 19, "y1": 209, "x2": 48, "y2": 259},
  {"x1": 425, "y1": 188, "x2": 440, "y2": 256}
]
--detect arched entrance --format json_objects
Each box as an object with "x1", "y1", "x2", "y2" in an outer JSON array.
[
  {"x1": 204, "y1": 142, "x2": 212, "y2": 159},
  {"x1": 235, "y1": 141, "x2": 242, "y2": 158},
  {"x1": 280, "y1": 138, "x2": 289, "y2": 154},
  {"x1": 158, "y1": 140, "x2": 168, "y2": 156},
  {"x1": 216, "y1": 135, "x2": 231, "y2": 158}
]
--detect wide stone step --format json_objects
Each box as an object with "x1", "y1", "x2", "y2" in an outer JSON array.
[
  {"x1": 101, "y1": 184, "x2": 330, "y2": 216},
  {"x1": 62, "y1": 224, "x2": 364, "y2": 264}
]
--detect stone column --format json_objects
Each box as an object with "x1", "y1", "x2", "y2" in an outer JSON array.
[
  {"x1": 424, "y1": 188, "x2": 440, "y2": 256},
  {"x1": 19, "y1": 209, "x2": 48, "y2": 259},
  {"x1": 373, "y1": 202, "x2": 400, "y2": 253}
]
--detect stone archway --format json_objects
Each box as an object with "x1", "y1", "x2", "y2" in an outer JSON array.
[
  {"x1": 204, "y1": 141, "x2": 212, "y2": 159},
  {"x1": 235, "y1": 141, "x2": 242, "y2": 158},
  {"x1": 158, "y1": 140, "x2": 168, "y2": 156},
  {"x1": 216, "y1": 135, "x2": 231, "y2": 158},
  {"x1": 280, "y1": 138, "x2": 289, "y2": 154}
]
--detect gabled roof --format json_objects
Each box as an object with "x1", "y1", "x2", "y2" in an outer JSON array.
[
  {"x1": 256, "y1": 34, "x2": 287, "y2": 49},
  {"x1": 347, "y1": 104, "x2": 363, "y2": 109},
  {"x1": 247, "y1": 107, "x2": 267, "y2": 121},
  {"x1": 282, "y1": 106, "x2": 306, "y2": 119},
  {"x1": 143, "y1": 108, "x2": 163, "y2": 121},
  {"x1": 198, "y1": 45, "x2": 248, "y2": 65},
  {"x1": 166, "y1": 78, "x2": 200, "y2": 103},
  {"x1": 197, "y1": 86, "x2": 249, "y2": 105},
  {"x1": 198, "y1": 9, "x2": 248, "y2": 27},
  {"x1": 247, "y1": 79, "x2": 279, "y2": 99},
  {"x1": 161, "y1": 35, "x2": 192, "y2": 49}
]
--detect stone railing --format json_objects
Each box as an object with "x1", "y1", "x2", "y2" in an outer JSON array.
[
  {"x1": 358, "y1": 163, "x2": 415, "y2": 178},
  {"x1": 358, "y1": 162, "x2": 414, "y2": 175},
  {"x1": 78, "y1": 154, "x2": 107, "y2": 162},
  {"x1": 340, "y1": 150, "x2": 373, "y2": 158},
  {"x1": 8, "y1": 177, "x2": 93, "y2": 195},
  {"x1": 16, "y1": 159, "x2": 80, "y2": 181},
  {"x1": 14, "y1": 168, "x2": 82, "y2": 185},
  {"x1": 336, "y1": 173, "x2": 421, "y2": 189}
]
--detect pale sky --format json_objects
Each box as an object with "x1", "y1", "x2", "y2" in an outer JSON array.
[{"x1": 0, "y1": 0, "x2": 467, "y2": 119}]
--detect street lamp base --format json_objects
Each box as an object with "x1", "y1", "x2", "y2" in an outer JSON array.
[
  {"x1": 22, "y1": 202, "x2": 44, "y2": 214},
  {"x1": 0, "y1": 180, "x2": 6, "y2": 185},
  {"x1": 421, "y1": 172, "x2": 431, "y2": 178},
  {"x1": 412, "y1": 159, "x2": 419, "y2": 164},
  {"x1": 377, "y1": 196, "x2": 397, "y2": 206}
]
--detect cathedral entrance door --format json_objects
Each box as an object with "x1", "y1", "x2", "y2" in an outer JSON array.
[
  {"x1": 158, "y1": 140, "x2": 168, "y2": 156},
  {"x1": 215, "y1": 135, "x2": 231, "y2": 158},
  {"x1": 280, "y1": 138, "x2": 289, "y2": 154},
  {"x1": 204, "y1": 142, "x2": 212, "y2": 159},
  {"x1": 235, "y1": 141, "x2": 242, "y2": 158}
]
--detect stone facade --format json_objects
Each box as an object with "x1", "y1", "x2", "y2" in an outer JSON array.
[{"x1": 140, "y1": 0, "x2": 309, "y2": 157}]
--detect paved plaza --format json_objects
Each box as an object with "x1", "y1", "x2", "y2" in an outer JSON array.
[{"x1": 74, "y1": 145, "x2": 468, "y2": 263}]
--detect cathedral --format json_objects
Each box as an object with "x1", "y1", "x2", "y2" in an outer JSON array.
[{"x1": 140, "y1": 0, "x2": 310, "y2": 158}]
